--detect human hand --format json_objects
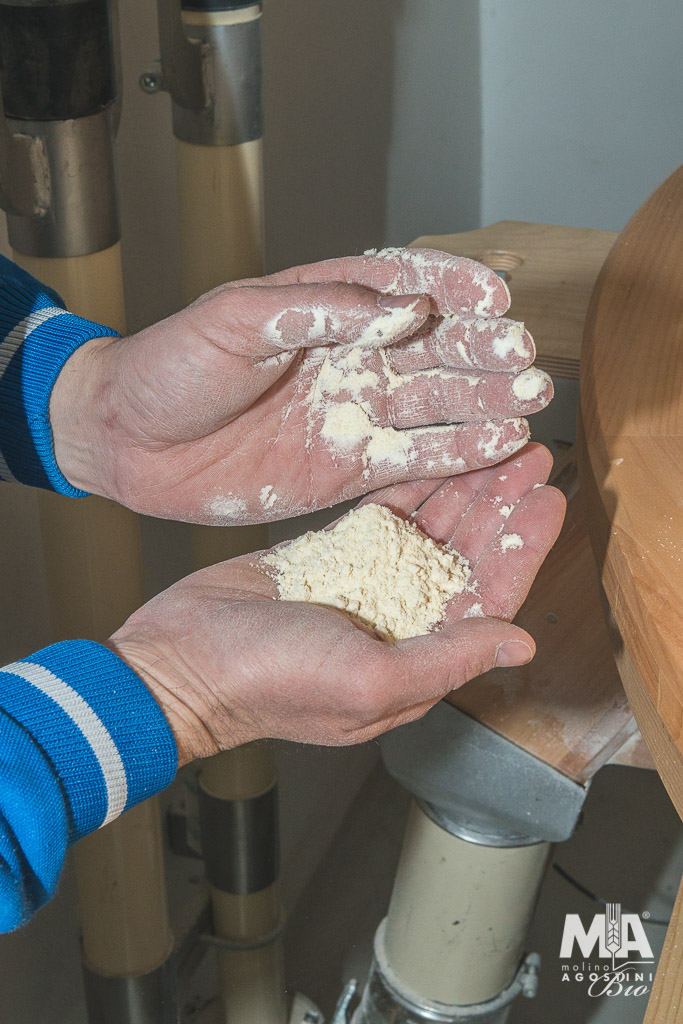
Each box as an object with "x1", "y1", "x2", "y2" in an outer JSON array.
[
  {"x1": 50, "y1": 249, "x2": 552, "y2": 525},
  {"x1": 107, "y1": 443, "x2": 565, "y2": 766}
]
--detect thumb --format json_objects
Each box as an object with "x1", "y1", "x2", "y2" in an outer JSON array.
[
  {"x1": 389, "y1": 616, "x2": 535, "y2": 702},
  {"x1": 210, "y1": 281, "x2": 431, "y2": 357}
]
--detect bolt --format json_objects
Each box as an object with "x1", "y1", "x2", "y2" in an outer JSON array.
[{"x1": 139, "y1": 71, "x2": 161, "y2": 94}]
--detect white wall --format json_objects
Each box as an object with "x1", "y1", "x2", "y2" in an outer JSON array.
[
  {"x1": 384, "y1": 0, "x2": 481, "y2": 244},
  {"x1": 479, "y1": 0, "x2": 683, "y2": 231}
]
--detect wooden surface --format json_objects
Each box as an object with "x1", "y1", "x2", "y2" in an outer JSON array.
[
  {"x1": 447, "y1": 452, "x2": 634, "y2": 784},
  {"x1": 413, "y1": 221, "x2": 617, "y2": 380},
  {"x1": 578, "y1": 164, "x2": 683, "y2": 1024},
  {"x1": 645, "y1": 876, "x2": 683, "y2": 1024},
  {"x1": 578, "y1": 164, "x2": 683, "y2": 801},
  {"x1": 419, "y1": 221, "x2": 632, "y2": 782}
]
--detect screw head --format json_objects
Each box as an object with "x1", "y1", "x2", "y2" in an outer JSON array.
[{"x1": 139, "y1": 71, "x2": 161, "y2": 94}]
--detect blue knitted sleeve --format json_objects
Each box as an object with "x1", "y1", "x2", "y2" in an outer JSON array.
[
  {"x1": 0, "y1": 641, "x2": 177, "y2": 932},
  {"x1": 0, "y1": 254, "x2": 119, "y2": 495}
]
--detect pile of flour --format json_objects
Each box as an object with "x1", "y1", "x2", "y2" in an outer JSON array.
[{"x1": 263, "y1": 503, "x2": 470, "y2": 641}]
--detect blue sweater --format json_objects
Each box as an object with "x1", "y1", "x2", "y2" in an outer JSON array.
[{"x1": 0, "y1": 255, "x2": 177, "y2": 932}]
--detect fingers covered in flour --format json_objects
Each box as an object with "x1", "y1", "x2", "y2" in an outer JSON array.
[
  {"x1": 348, "y1": 418, "x2": 531, "y2": 494},
  {"x1": 409, "y1": 443, "x2": 553, "y2": 549},
  {"x1": 388, "y1": 316, "x2": 536, "y2": 373},
  {"x1": 233, "y1": 248, "x2": 511, "y2": 319},
  {"x1": 385, "y1": 366, "x2": 553, "y2": 427},
  {"x1": 451, "y1": 484, "x2": 565, "y2": 621},
  {"x1": 200, "y1": 281, "x2": 430, "y2": 357}
]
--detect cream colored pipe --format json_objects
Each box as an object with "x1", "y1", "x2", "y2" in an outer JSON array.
[
  {"x1": 201, "y1": 747, "x2": 287, "y2": 1024},
  {"x1": 176, "y1": 14, "x2": 265, "y2": 568},
  {"x1": 175, "y1": 9, "x2": 286, "y2": 1019},
  {"x1": 12, "y1": 244, "x2": 174, "y2": 981},
  {"x1": 15, "y1": 244, "x2": 126, "y2": 333},
  {"x1": 174, "y1": 7, "x2": 280, "y2": 1013},
  {"x1": 176, "y1": 6, "x2": 263, "y2": 308},
  {"x1": 176, "y1": 136, "x2": 263, "y2": 306},
  {"x1": 382, "y1": 801, "x2": 550, "y2": 1007}
]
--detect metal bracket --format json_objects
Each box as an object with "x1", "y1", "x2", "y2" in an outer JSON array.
[
  {"x1": 140, "y1": 0, "x2": 207, "y2": 109},
  {"x1": 332, "y1": 980, "x2": 359, "y2": 1024},
  {"x1": 379, "y1": 701, "x2": 589, "y2": 845}
]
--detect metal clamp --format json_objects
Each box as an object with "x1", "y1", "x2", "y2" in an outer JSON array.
[
  {"x1": 353, "y1": 923, "x2": 541, "y2": 1024},
  {"x1": 332, "y1": 980, "x2": 359, "y2": 1024},
  {"x1": 380, "y1": 701, "x2": 589, "y2": 845}
]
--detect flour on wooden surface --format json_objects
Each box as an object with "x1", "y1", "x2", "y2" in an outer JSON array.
[{"x1": 264, "y1": 503, "x2": 470, "y2": 641}]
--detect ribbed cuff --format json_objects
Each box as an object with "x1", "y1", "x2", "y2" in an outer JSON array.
[
  {"x1": 0, "y1": 641, "x2": 178, "y2": 841},
  {"x1": 0, "y1": 258, "x2": 119, "y2": 495}
]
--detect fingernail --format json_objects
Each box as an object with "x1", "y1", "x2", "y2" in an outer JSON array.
[
  {"x1": 378, "y1": 293, "x2": 423, "y2": 310},
  {"x1": 495, "y1": 640, "x2": 533, "y2": 668}
]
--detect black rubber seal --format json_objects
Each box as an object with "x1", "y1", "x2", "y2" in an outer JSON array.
[
  {"x1": 0, "y1": 0, "x2": 115, "y2": 120},
  {"x1": 199, "y1": 784, "x2": 279, "y2": 894}
]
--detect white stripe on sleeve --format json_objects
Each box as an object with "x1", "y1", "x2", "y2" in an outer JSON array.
[
  {"x1": 0, "y1": 660, "x2": 128, "y2": 827},
  {"x1": 0, "y1": 307, "x2": 68, "y2": 372},
  {"x1": 0, "y1": 307, "x2": 69, "y2": 484}
]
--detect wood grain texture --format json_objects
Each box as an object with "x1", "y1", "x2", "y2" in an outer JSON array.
[
  {"x1": 412, "y1": 221, "x2": 617, "y2": 379},
  {"x1": 446, "y1": 454, "x2": 633, "y2": 783},
  {"x1": 579, "y1": 164, "x2": 683, "y2": 767},
  {"x1": 578, "y1": 164, "x2": 683, "y2": 1024},
  {"x1": 643, "y1": 875, "x2": 683, "y2": 1023}
]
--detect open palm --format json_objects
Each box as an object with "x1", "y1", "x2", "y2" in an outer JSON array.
[
  {"x1": 53, "y1": 250, "x2": 551, "y2": 525},
  {"x1": 110, "y1": 443, "x2": 564, "y2": 765}
]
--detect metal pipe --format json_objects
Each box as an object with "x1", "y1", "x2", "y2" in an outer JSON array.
[
  {"x1": 0, "y1": 4, "x2": 177, "y2": 1021},
  {"x1": 353, "y1": 801, "x2": 549, "y2": 1023},
  {"x1": 152, "y1": 6, "x2": 285, "y2": 1018},
  {"x1": 199, "y1": 745, "x2": 287, "y2": 1024},
  {"x1": 174, "y1": 3, "x2": 264, "y2": 306}
]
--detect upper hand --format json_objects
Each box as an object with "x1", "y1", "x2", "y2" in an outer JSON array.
[
  {"x1": 107, "y1": 443, "x2": 565, "y2": 766},
  {"x1": 50, "y1": 249, "x2": 552, "y2": 525}
]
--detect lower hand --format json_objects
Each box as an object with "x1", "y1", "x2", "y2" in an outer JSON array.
[{"x1": 107, "y1": 443, "x2": 565, "y2": 766}]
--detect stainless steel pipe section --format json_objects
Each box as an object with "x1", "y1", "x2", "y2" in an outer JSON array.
[
  {"x1": 199, "y1": 783, "x2": 279, "y2": 894},
  {"x1": 82, "y1": 958, "x2": 178, "y2": 1024},
  {"x1": 6, "y1": 109, "x2": 119, "y2": 257},
  {"x1": 0, "y1": 0, "x2": 120, "y2": 256},
  {"x1": 174, "y1": 6, "x2": 262, "y2": 146},
  {"x1": 199, "y1": 746, "x2": 287, "y2": 1024}
]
